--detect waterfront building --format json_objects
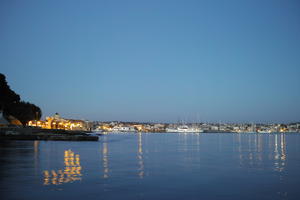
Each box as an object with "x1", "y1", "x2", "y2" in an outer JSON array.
[
  {"x1": 28, "y1": 113, "x2": 91, "y2": 131},
  {"x1": 133, "y1": 124, "x2": 144, "y2": 132},
  {"x1": 210, "y1": 125, "x2": 219, "y2": 131}
]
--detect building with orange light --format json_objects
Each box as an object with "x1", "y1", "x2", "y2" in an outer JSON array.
[{"x1": 28, "y1": 113, "x2": 92, "y2": 131}]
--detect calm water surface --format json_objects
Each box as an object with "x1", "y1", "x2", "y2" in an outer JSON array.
[{"x1": 1, "y1": 133, "x2": 300, "y2": 200}]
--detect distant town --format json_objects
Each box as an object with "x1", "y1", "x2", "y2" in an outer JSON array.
[{"x1": 24, "y1": 113, "x2": 300, "y2": 134}]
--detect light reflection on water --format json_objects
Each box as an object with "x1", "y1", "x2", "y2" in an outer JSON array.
[
  {"x1": 61, "y1": 133, "x2": 288, "y2": 180},
  {"x1": 1, "y1": 133, "x2": 300, "y2": 200},
  {"x1": 43, "y1": 133, "x2": 290, "y2": 186},
  {"x1": 43, "y1": 149, "x2": 82, "y2": 185},
  {"x1": 234, "y1": 133, "x2": 287, "y2": 172},
  {"x1": 137, "y1": 133, "x2": 144, "y2": 179},
  {"x1": 102, "y1": 137, "x2": 109, "y2": 179},
  {"x1": 100, "y1": 132, "x2": 145, "y2": 179}
]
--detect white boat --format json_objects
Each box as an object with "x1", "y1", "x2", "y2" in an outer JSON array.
[
  {"x1": 165, "y1": 127, "x2": 178, "y2": 132},
  {"x1": 257, "y1": 129, "x2": 272, "y2": 133},
  {"x1": 166, "y1": 125, "x2": 203, "y2": 133},
  {"x1": 110, "y1": 126, "x2": 136, "y2": 132},
  {"x1": 93, "y1": 127, "x2": 102, "y2": 132}
]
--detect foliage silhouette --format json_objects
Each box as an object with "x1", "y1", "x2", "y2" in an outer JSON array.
[
  {"x1": 0, "y1": 73, "x2": 20, "y2": 110},
  {"x1": 0, "y1": 73, "x2": 42, "y2": 126}
]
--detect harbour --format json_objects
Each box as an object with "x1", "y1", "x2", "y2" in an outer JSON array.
[
  {"x1": 1, "y1": 1, "x2": 300, "y2": 199},
  {"x1": 1, "y1": 132, "x2": 300, "y2": 200}
]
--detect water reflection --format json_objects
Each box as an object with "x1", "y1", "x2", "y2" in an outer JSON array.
[
  {"x1": 137, "y1": 133, "x2": 144, "y2": 178},
  {"x1": 2, "y1": 133, "x2": 299, "y2": 200},
  {"x1": 99, "y1": 134, "x2": 145, "y2": 179},
  {"x1": 102, "y1": 138, "x2": 109, "y2": 179},
  {"x1": 34, "y1": 141, "x2": 40, "y2": 175},
  {"x1": 43, "y1": 149, "x2": 82, "y2": 185},
  {"x1": 275, "y1": 134, "x2": 286, "y2": 172},
  {"x1": 236, "y1": 133, "x2": 286, "y2": 172}
]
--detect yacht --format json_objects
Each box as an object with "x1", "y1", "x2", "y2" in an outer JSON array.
[
  {"x1": 166, "y1": 125, "x2": 203, "y2": 133},
  {"x1": 111, "y1": 126, "x2": 136, "y2": 133}
]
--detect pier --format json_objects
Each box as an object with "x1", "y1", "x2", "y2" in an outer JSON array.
[{"x1": 0, "y1": 127, "x2": 98, "y2": 141}]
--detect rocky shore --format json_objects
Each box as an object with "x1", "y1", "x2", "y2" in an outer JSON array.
[{"x1": 0, "y1": 127, "x2": 98, "y2": 141}]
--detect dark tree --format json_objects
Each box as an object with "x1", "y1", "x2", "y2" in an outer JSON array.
[
  {"x1": 1, "y1": 73, "x2": 42, "y2": 126},
  {"x1": 0, "y1": 73, "x2": 20, "y2": 110},
  {"x1": 5, "y1": 101, "x2": 42, "y2": 126}
]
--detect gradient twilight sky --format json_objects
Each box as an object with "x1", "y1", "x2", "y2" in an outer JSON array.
[{"x1": 1, "y1": 0, "x2": 300, "y2": 123}]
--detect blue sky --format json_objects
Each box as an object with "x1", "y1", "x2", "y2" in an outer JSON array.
[{"x1": 1, "y1": 0, "x2": 300, "y2": 123}]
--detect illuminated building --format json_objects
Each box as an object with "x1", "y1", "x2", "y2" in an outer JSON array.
[{"x1": 28, "y1": 113, "x2": 91, "y2": 131}]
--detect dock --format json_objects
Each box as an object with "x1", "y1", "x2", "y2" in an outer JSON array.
[{"x1": 0, "y1": 127, "x2": 99, "y2": 141}]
